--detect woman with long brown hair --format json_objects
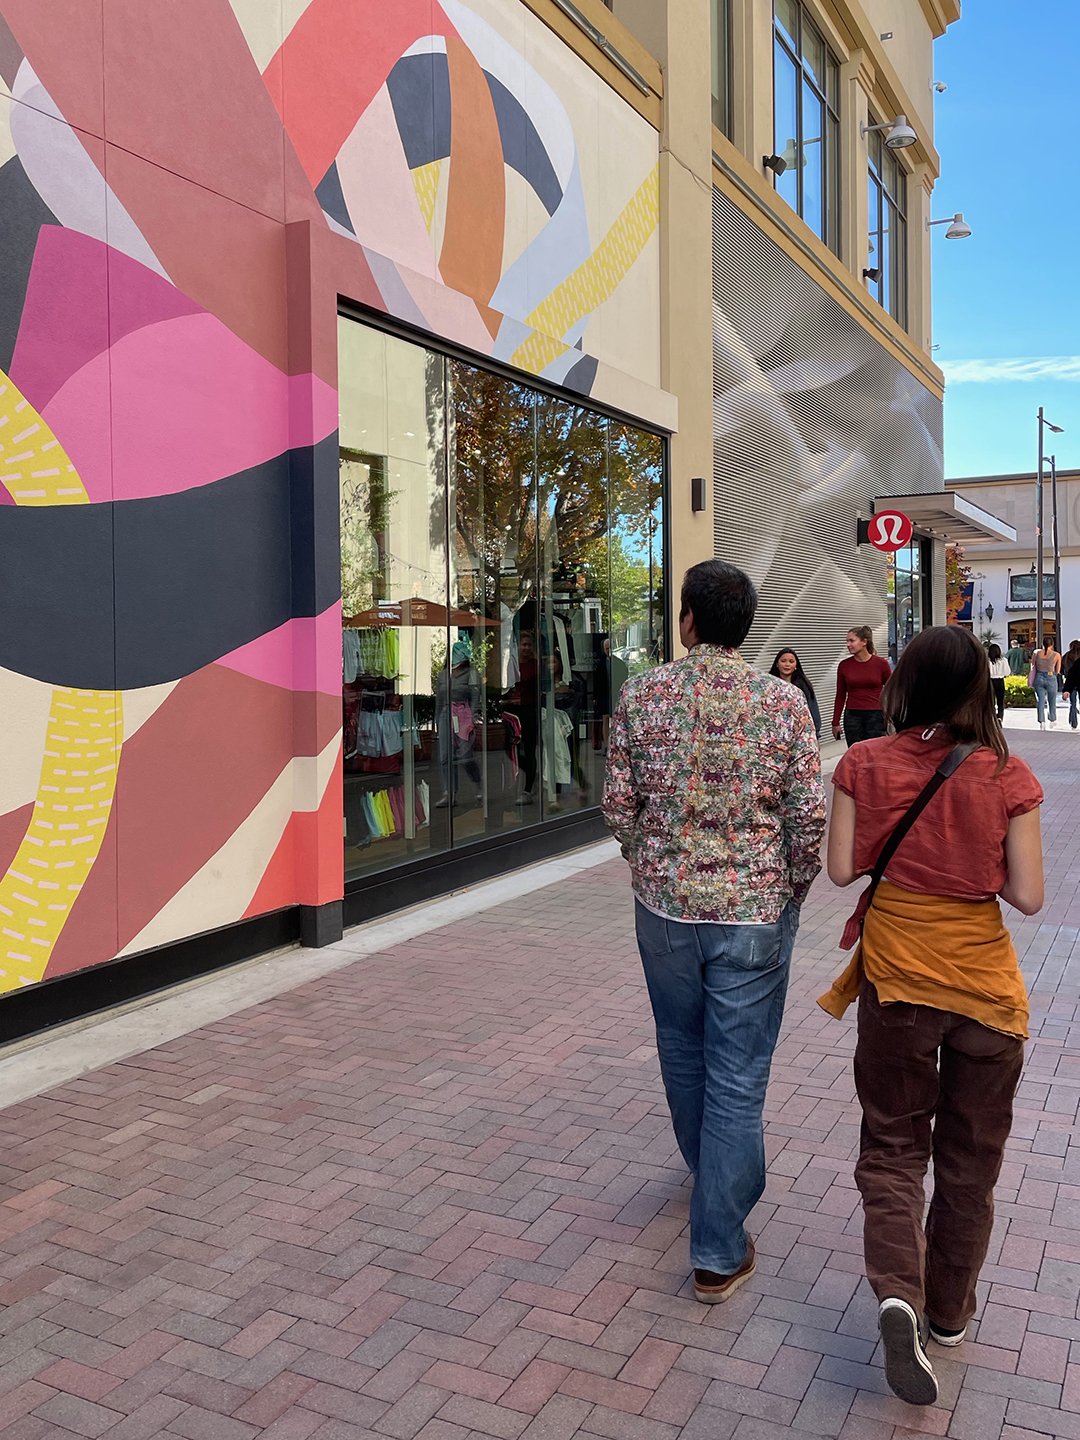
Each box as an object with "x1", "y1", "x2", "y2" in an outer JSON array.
[
  {"x1": 820, "y1": 626, "x2": 1044, "y2": 1406},
  {"x1": 831, "y1": 625, "x2": 891, "y2": 745}
]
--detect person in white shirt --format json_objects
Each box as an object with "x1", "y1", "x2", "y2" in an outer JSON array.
[{"x1": 987, "y1": 643, "x2": 1009, "y2": 722}]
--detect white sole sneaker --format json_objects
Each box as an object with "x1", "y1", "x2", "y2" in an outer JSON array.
[
  {"x1": 928, "y1": 1322, "x2": 967, "y2": 1347},
  {"x1": 879, "y1": 1298, "x2": 938, "y2": 1406}
]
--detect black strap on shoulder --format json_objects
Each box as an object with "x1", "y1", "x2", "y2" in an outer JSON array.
[{"x1": 863, "y1": 741, "x2": 977, "y2": 911}]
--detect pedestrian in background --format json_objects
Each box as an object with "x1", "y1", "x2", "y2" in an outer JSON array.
[
  {"x1": 1030, "y1": 639, "x2": 1061, "y2": 729},
  {"x1": 987, "y1": 642, "x2": 1009, "y2": 723},
  {"x1": 604, "y1": 561, "x2": 825, "y2": 1305},
  {"x1": 832, "y1": 626, "x2": 891, "y2": 745},
  {"x1": 1062, "y1": 639, "x2": 1080, "y2": 730},
  {"x1": 769, "y1": 648, "x2": 821, "y2": 736},
  {"x1": 821, "y1": 625, "x2": 1044, "y2": 1406},
  {"x1": 1005, "y1": 639, "x2": 1029, "y2": 676}
]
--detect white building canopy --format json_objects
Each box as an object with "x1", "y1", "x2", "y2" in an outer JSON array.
[{"x1": 876, "y1": 491, "x2": 1016, "y2": 546}]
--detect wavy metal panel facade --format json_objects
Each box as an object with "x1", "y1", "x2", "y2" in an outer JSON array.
[{"x1": 711, "y1": 188, "x2": 943, "y2": 701}]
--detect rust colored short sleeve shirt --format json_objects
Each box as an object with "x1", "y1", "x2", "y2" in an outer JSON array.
[{"x1": 833, "y1": 730, "x2": 1043, "y2": 901}]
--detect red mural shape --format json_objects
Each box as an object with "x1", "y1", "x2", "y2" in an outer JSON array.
[{"x1": 45, "y1": 668, "x2": 341, "y2": 981}]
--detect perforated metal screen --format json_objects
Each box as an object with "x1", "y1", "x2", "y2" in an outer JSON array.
[{"x1": 711, "y1": 187, "x2": 943, "y2": 701}]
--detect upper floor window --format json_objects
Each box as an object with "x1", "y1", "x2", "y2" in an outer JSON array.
[
  {"x1": 772, "y1": 0, "x2": 840, "y2": 253},
  {"x1": 712, "y1": 0, "x2": 732, "y2": 137},
  {"x1": 867, "y1": 129, "x2": 908, "y2": 325}
]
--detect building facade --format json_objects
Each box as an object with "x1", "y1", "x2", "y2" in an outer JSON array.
[
  {"x1": 951, "y1": 471, "x2": 1080, "y2": 654},
  {"x1": 0, "y1": 0, "x2": 971, "y2": 1031}
]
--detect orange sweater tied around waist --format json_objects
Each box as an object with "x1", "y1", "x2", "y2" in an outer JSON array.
[{"x1": 817, "y1": 880, "x2": 1029, "y2": 1039}]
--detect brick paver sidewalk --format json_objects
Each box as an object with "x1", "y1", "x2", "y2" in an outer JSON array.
[{"x1": 2, "y1": 731, "x2": 1080, "y2": 1440}]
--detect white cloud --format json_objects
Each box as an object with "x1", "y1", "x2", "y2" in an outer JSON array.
[{"x1": 941, "y1": 356, "x2": 1080, "y2": 384}]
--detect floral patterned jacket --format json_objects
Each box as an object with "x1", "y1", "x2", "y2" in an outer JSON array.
[{"x1": 603, "y1": 645, "x2": 826, "y2": 923}]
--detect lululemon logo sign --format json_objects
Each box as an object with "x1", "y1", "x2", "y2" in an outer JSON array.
[{"x1": 867, "y1": 510, "x2": 914, "y2": 552}]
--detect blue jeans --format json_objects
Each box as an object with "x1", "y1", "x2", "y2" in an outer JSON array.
[
  {"x1": 634, "y1": 898, "x2": 800, "y2": 1273},
  {"x1": 1034, "y1": 671, "x2": 1057, "y2": 723}
]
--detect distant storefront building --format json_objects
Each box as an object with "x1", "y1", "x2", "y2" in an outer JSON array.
[{"x1": 950, "y1": 471, "x2": 1080, "y2": 651}]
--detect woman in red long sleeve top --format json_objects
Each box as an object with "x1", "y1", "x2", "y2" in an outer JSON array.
[{"x1": 832, "y1": 626, "x2": 892, "y2": 745}]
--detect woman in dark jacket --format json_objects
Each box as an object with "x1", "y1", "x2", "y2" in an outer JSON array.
[
  {"x1": 1062, "y1": 640, "x2": 1080, "y2": 730},
  {"x1": 770, "y1": 648, "x2": 821, "y2": 737}
]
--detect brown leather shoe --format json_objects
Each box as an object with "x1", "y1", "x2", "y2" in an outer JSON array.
[{"x1": 693, "y1": 1240, "x2": 756, "y2": 1304}]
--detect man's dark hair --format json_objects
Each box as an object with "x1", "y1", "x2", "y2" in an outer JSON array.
[{"x1": 680, "y1": 561, "x2": 757, "y2": 648}]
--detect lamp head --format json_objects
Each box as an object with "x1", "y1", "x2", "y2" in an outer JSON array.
[
  {"x1": 1047, "y1": 420, "x2": 1064, "y2": 435},
  {"x1": 762, "y1": 153, "x2": 787, "y2": 176},
  {"x1": 945, "y1": 212, "x2": 972, "y2": 239},
  {"x1": 885, "y1": 114, "x2": 918, "y2": 149},
  {"x1": 862, "y1": 267, "x2": 881, "y2": 283}
]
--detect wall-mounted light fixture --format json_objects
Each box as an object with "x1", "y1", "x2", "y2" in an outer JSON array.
[
  {"x1": 930, "y1": 80, "x2": 948, "y2": 93},
  {"x1": 879, "y1": 31, "x2": 893, "y2": 40},
  {"x1": 691, "y1": 477, "x2": 708, "y2": 514},
  {"x1": 762, "y1": 153, "x2": 787, "y2": 176},
  {"x1": 862, "y1": 267, "x2": 881, "y2": 283},
  {"x1": 861, "y1": 114, "x2": 917, "y2": 149},
  {"x1": 927, "y1": 212, "x2": 972, "y2": 239}
]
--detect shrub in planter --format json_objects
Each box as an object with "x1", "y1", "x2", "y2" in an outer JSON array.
[{"x1": 1004, "y1": 674, "x2": 1036, "y2": 709}]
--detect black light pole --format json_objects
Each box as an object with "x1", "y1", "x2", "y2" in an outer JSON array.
[
  {"x1": 1051, "y1": 454, "x2": 1063, "y2": 654},
  {"x1": 1036, "y1": 408, "x2": 1064, "y2": 648}
]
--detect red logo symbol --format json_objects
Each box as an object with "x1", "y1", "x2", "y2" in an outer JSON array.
[{"x1": 867, "y1": 510, "x2": 914, "y2": 552}]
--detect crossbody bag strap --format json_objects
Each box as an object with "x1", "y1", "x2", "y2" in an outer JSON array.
[{"x1": 862, "y1": 740, "x2": 978, "y2": 912}]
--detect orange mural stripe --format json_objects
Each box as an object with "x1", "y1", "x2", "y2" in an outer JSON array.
[{"x1": 439, "y1": 33, "x2": 507, "y2": 330}]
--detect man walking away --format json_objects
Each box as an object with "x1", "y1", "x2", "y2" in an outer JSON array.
[{"x1": 603, "y1": 561, "x2": 826, "y2": 1303}]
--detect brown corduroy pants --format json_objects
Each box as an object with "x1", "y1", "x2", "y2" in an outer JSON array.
[{"x1": 853, "y1": 982, "x2": 1024, "y2": 1329}]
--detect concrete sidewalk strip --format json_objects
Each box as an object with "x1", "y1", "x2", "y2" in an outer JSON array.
[{"x1": 0, "y1": 731, "x2": 1078, "y2": 1440}]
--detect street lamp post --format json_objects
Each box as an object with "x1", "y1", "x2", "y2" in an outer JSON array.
[
  {"x1": 1037, "y1": 408, "x2": 1064, "y2": 648},
  {"x1": 1051, "y1": 454, "x2": 1063, "y2": 654}
]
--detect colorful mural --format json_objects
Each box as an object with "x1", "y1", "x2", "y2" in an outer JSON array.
[{"x1": 0, "y1": 0, "x2": 662, "y2": 998}]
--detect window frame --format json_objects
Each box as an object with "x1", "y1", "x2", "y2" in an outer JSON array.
[
  {"x1": 712, "y1": 0, "x2": 733, "y2": 138},
  {"x1": 866, "y1": 124, "x2": 909, "y2": 326},
  {"x1": 771, "y1": 0, "x2": 841, "y2": 255}
]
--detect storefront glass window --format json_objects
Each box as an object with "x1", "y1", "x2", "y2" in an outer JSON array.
[
  {"x1": 339, "y1": 323, "x2": 451, "y2": 877},
  {"x1": 445, "y1": 362, "x2": 540, "y2": 843},
  {"x1": 338, "y1": 317, "x2": 666, "y2": 881},
  {"x1": 886, "y1": 539, "x2": 928, "y2": 662},
  {"x1": 1008, "y1": 572, "x2": 1055, "y2": 604}
]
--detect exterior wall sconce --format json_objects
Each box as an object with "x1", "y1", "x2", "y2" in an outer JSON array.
[
  {"x1": 862, "y1": 267, "x2": 881, "y2": 282},
  {"x1": 691, "y1": 477, "x2": 708, "y2": 513},
  {"x1": 762, "y1": 153, "x2": 787, "y2": 175},
  {"x1": 927, "y1": 212, "x2": 972, "y2": 239},
  {"x1": 861, "y1": 114, "x2": 917, "y2": 149}
]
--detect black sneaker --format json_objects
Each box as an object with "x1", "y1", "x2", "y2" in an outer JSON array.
[{"x1": 878, "y1": 1298, "x2": 938, "y2": 1406}]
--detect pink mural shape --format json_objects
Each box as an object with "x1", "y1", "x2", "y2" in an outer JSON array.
[
  {"x1": 43, "y1": 312, "x2": 339, "y2": 503},
  {"x1": 10, "y1": 229, "x2": 200, "y2": 412},
  {"x1": 217, "y1": 606, "x2": 343, "y2": 697}
]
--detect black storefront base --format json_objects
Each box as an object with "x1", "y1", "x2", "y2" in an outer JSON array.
[
  {"x1": 0, "y1": 810, "x2": 607, "y2": 1048},
  {"x1": 0, "y1": 907, "x2": 301, "y2": 1049},
  {"x1": 344, "y1": 809, "x2": 606, "y2": 929}
]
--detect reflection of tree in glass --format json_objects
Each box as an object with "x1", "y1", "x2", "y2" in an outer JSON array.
[
  {"x1": 446, "y1": 363, "x2": 663, "y2": 611},
  {"x1": 341, "y1": 450, "x2": 398, "y2": 616}
]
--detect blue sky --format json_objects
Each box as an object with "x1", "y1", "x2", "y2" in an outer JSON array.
[{"x1": 933, "y1": 2, "x2": 1079, "y2": 479}]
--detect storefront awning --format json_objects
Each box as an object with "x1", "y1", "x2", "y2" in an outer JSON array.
[{"x1": 876, "y1": 492, "x2": 1016, "y2": 546}]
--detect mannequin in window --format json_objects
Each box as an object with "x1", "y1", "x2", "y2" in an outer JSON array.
[
  {"x1": 504, "y1": 630, "x2": 540, "y2": 805},
  {"x1": 435, "y1": 640, "x2": 482, "y2": 808}
]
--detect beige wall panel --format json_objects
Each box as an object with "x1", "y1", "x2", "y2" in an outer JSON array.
[{"x1": 855, "y1": 0, "x2": 936, "y2": 133}]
